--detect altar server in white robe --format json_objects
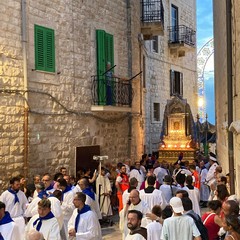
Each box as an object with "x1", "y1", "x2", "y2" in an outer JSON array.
[
  {"x1": 146, "y1": 205, "x2": 162, "y2": 240},
  {"x1": 25, "y1": 186, "x2": 63, "y2": 229},
  {"x1": 57, "y1": 178, "x2": 75, "y2": 239},
  {"x1": 78, "y1": 178, "x2": 102, "y2": 219},
  {"x1": 96, "y1": 167, "x2": 113, "y2": 217},
  {"x1": 185, "y1": 175, "x2": 201, "y2": 216},
  {"x1": 68, "y1": 192, "x2": 102, "y2": 240},
  {"x1": 0, "y1": 201, "x2": 20, "y2": 240},
  {"x1": 25, "y1": 199, "x2": 61, "y2": 240},
  {"x1": 120, "y1": 189, "x2": 150, "y2": 240},
  {"x1": 139, "y1": 176, "x2": 167, "y2": 210},
  {"x1": 122, "y1": 177, "x2": 138, "y2": 208},
  {"x1": 129, "y1": 161, "x2": 145, "y2": 190},
  {"x1": 0, "y1": 176, "x2": 28, "y2": 240}
]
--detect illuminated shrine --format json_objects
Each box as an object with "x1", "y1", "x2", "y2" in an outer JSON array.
[{"x1": 159, "y1": 96, "x2": 197, "y2": 163}]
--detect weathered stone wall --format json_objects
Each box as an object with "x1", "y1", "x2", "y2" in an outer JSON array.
[
  {"x1": 143, "y1": 0, "x2": 198, "y2": 154},
  {"x1": 213, "y1": 0, "x2": 240, "y2": 196},
  {"x1": 0, "y1": 0, "x2": 197, "y2": 190}
]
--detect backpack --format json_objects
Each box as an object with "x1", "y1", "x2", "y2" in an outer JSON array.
[{"x1": 187, "y1": 212, "x2": 209, "y2": 240}]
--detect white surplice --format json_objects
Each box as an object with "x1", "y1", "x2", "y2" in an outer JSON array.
[
  {"x1": 0, "y1": 189, "x2": 28, "y2": 240},
  {"x1": 146, "y1": 221, "x2": 162, "y2": 240},
  {"x1": 0, "y1": 218, "x2": 20, "y2": 240},
  {"x1": 68, "y1": 208, "x2": 102, "y2": 240},
  {"x1": 25, "y1": 213, "x2": 61, "y2": 240},
  {"x1": 139, "y1": 188, "x2": 167, "y2": 210}
]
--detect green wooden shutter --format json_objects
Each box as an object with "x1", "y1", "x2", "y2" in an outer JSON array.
[
  {"x1": 34, "y1": 25, "x2": 55, "y2": 72},
  {"x1": 45, "y1": 29, "x2": 55, "y2": 72},
  {"x1": 96, "y1": 30, "x2": 106, "y2": 105},
  {"x1": 105, "y1": 33, "x2": 115, "y2": 104},
  {"x1": 35, "y1": 26, "x2": 45, "y2": 71}
]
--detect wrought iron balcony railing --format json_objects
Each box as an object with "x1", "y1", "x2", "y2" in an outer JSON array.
[
  {"x1": 141, "y1": 0, "x2": 164, "y2": 25},
  {"x1": 168, "y1": 25, "x2": 196, "y2": 47},
  {"x1": 91, "y1": 75, "x2": 133, "y2": 107}
]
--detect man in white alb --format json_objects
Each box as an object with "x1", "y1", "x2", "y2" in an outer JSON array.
[
  {"x1": 0, "y1": 176, "x2": 28, "y2": 240},
  {"x1": 68, "y1": 192, "x2": 102, "y2": 240}
]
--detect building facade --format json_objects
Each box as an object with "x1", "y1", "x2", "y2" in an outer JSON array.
[
  {"x1": 213, "y1": 0, "x2": 240, "y2": 196},
  {"x1": 0, "y1": 0, "x2": 197, "y2": 189}
]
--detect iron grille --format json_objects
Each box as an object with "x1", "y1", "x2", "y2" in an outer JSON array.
[
  {"x1": 168, "y1": 25, "x2": 196, "y2": 47},
  {"x1": 91, "y1": 75, "x2": 133, "y2": 107},
  {"x1": 141, "y1": 0, "x2": 164, "y2": 25}
]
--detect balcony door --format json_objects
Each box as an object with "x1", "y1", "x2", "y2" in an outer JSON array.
[{"x1": 171, "y1": 4, "x2": 179, "y2": 42}]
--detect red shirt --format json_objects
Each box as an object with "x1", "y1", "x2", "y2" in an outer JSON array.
[{"x1": 202, "y1": 212, "x2": 220, "y2": 240}]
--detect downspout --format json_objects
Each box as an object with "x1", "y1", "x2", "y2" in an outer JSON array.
[
  {"x1": 226, "y1": 0, "x2": 235, "y2": 194},
  {"x1": 21, "y1": 0, "x2": 29, "y2": 179},
  {"x1": 126, "y1": 0, "x2": 133, "y2": 159}
]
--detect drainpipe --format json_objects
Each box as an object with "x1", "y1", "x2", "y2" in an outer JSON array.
[
  {"x1": 21, "y1": 0, "x2": 29, "y2": 179},
  {"x1": 126, "y1": 0, "x2": 133, "y2": 159},
  {"x1": 226, "y1": 0, "x2": 235, "y2": 194}
]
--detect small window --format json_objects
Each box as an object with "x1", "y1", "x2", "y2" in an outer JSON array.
[
  {"x1": 152, "y1": 36, "x2": 158, "y2": 53},
  {"x1": 170, "y1": 70, "x2": 183, "y2": 97},
  {"x1": 153, "y1": 103, "x2": 160, "y2": 122},
  {"x1": 34, "y1": 25, "x2": 55, "y2": 72}
]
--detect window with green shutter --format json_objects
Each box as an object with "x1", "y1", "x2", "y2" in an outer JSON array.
[
  {"x1": 35, "y1": 25, "x2": 55, "y2": 73},
  {"x1": 96, "y1": 30, "x2": 114, "y2": 105}
]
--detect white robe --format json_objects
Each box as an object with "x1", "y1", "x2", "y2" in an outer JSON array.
[
  {"x1": 85, "y1": 194, "x2": 102, "y2": 220},
  {"x1": 119, "y1": 200, "x2": 150, "y2": 240},
  {"x1": 96, "y1": 174, "x2": 112, "y2": 216},
  {"x1": 200, "y1": 168, "x2": 210, "y2": 201},
  {"x1": 206, "y1": 163, "x2": 218, "y2": 186},
  {"x1": 68, "y1": 208, "x2": 102, "y2": 240},
  {"x1": 122, "y1": 189, "x2": 130, "y2": 208},
  {"x1": 61, "y1": 190, "x2": 75, "y2": 239},
  {"x1": 129, "y1": 169, "x2": 144, "y2": 190},
  {"x1": 139, "y1": 189, "x2": 167, "y2": 210},
  {"x1": 146, "y1": 221, "x2": 162, "y2": 240},
  {"x1": 0, "y1": 220, "x2": 20, "y2": 240},
  {"x1": 187, "y1": 187, "x2": 201, "y2": 216},
  {"x1": 0, "y1": 189, "x2": 28, "y2": 240},
  {"x1": 125, "y1": 233, "x2": 146, "y2": 240},
  {"x1": 25, "y1": 213, "x2": 61, "y2": 240}
]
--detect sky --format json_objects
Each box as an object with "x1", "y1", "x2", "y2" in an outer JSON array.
[{"x1": 196, "y1": 0, "x2": 215, "y2": 124}]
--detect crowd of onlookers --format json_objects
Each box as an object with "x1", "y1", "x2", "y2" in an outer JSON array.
[{"x1": 1, "y1": 152, "x2": 240, "y2": 239}]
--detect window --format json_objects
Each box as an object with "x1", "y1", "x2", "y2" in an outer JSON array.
[
  {"x1": 171, "y1": 5, "x2": 179, "y2": 43},
  {"x1": 96, "y1": 29, "x2": 114, "y2": 105},
  {"x1": 152, "y1": 36, "x2": 158, "y2": 53},
  {"x1": 153, "y1": 103, "x2": 160, "y2": 122},
  {"x1": 170, "y1": 70, "x2": 183, "y2": 97},
  {"x1": 34, "y1": 25, "x2": 55, "y2": 72}
]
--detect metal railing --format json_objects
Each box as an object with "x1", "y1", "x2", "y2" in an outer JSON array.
[
  {"x1": 168, "y1": 25, "x2": 196, "y2": 47},
  {"x1": 141, "y1": 0, "x2": 164, "y2": 26},
  {"x1": 91, "y1": 75, "x2": 133, "y2": 107}
]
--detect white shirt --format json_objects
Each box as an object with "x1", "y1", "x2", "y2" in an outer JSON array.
[
  {"x1": 161, "y1": 215, "x2": 200, "y2": 240},
  {"x1": 129, "y1": 169, "x2": 144, "y2": 190},
  {"x1": 25, "y1": 213, "x2": 61, "y2": 240},
  {"x1": 68, "y1": 208, "x2": 102, "y2": 240},
  {"x1": 147, "y1": 221, "x2": 162, "y2": 240}
]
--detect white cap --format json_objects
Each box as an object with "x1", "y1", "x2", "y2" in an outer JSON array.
[{"x1": 170, "y1": 197, "x2": 184, "y2": 213}]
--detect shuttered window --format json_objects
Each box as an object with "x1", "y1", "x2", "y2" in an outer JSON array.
[
  {"x1": 96, "y1": 30, "x2": 114, "y2": 105},
  {"x1": 170, "y1": 70, "x2": 183, "y2": 97},
  {"x1": 35, "y1": 25, "x2": 55, "y2": 72}
]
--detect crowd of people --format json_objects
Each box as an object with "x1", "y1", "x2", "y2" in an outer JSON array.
[{"x1": 0, "y1": 153, "x2": 240, "y2": 240}]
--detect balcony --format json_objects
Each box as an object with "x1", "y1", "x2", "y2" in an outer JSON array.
[
  {"x1": 91, "y1": 75, "x2": 133, "y2": 112},
  {"x1": 168, "y1": 25, "x2": 196, "y2": 57},
  {"x1": 141, "y1": 0, "x2": 164, "y2": 40}
]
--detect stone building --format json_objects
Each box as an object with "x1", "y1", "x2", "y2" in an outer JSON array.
[
  {"x1": 0, "y1": 0, "x2": 197, "y2": 189},
  {"x1": 213, "y1": 0, "x2": 240, "y2": 196}
]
